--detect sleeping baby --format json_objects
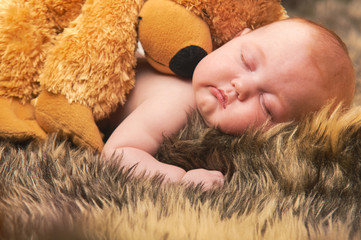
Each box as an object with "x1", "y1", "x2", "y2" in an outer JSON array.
[{"x1": 101, "y1": 17, "x2": 355, "y2": 190}]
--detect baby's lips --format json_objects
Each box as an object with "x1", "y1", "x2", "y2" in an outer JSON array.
[{"x1": 210, "y1": 87, "x2": 227, "y2": 109}]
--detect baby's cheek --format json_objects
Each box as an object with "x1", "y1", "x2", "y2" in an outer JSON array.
[{"x1": 217, "y1": 111, "x2": 256, "y2": 135}]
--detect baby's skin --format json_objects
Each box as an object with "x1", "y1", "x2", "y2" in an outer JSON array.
[
  {"x1": 102, "y1": 59, "x2": 224, "y2": 190},
  {"x1": 102, "y1": 18, "x2": 355, "y2": 190}
]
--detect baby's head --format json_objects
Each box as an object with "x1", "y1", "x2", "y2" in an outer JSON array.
[{"x1": 192, "y1": 17, "x2": 355, "y2": 134}]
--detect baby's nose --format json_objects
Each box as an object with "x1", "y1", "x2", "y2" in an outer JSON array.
[{"x1": 231, "y1": 79, "x2": 256, "y2": 101}]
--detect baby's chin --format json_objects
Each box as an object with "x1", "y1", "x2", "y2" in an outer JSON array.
[{"x1": 199, "y1": 113, "x2": 214, "y2": 128}]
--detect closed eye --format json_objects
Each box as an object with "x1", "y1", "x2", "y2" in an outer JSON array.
[
  {"x1": 260, "y1": 93, "x2": 272, "y2": 120},
  {"x1": 241, "y1": 52, "x2": 252, "y2": 71}
]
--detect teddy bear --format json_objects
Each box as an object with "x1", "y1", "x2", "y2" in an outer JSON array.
[{"x1": 0, "y1": 0, "x2": 287, "y2": 152}]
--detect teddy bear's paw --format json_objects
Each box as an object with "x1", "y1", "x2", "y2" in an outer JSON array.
[
  {"x1": 34, "y1": 91, "x2": 104, "y2": 152},
  {"x1": 0, "y1": 97, "x2": 47, "y2": 141}
]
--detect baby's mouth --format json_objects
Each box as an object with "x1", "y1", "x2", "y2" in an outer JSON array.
[{"x1": 210, "y1": 87, "x2": 227, "y2": 109}]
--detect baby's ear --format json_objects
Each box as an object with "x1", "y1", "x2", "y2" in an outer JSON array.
[{"x1": 235, "y1": 28, "x2": 252, "y2": 38}]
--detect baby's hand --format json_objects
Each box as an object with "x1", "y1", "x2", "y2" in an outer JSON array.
[{"x1": 181, "y1": 169, "x2": 224, "y2": 190}]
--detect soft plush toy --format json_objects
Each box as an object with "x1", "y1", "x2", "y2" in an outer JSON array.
[
  {"x1": 138, "y1": 0, "x2": 288, "y2": 78},
  {"x1": 0, "y1": 0, "x2": 287, "y2": 152}
]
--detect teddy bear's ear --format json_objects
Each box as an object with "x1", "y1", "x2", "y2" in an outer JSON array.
[
  {"x1": 138, "y1": 0, "x2": 212, "y2": 79},
  {"x1": 175, "y1": 0, "x2": 288, "y2": 48}
]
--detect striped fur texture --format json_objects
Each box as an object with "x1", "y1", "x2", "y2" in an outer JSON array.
[
  {"x1": 1, "y1": 106, "x2": 361, "y2": 239},
  {"x1": 0, "y1": 1, "x2": 359, "y2": 238}
]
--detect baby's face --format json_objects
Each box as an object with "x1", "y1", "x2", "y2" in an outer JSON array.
[{"x1": 193, "y1": 20, "x2": 331, "y2": 134}]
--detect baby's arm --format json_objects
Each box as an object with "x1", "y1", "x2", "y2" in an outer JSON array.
[
  {"x1": 102, "y1": 63, "x2": 224, "y2": 189},
  {"x1": 102, "y1": 95, "x2": 189, "y2": 182}
]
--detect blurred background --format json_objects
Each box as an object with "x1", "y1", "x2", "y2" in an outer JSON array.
[{"x1": 282, "y1": 0, "x2": 361, "y2": 105}]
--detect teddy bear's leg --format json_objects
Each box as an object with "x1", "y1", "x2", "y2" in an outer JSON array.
[
  {"x1": 0, "y1": 0, "x2": 53, "y2": 141},
  {"x1": 35, "y1": 0, "x2": 144, "y2": 151},
  {"x1": 34, "y1": 91, "x2": 104, "y2": 151},
  {"x1": 0, "y1": 0, "x2": 84, "y2": 141},
  {"x1": 0, "y1": 97, "x2": 47, "y2": 140}
]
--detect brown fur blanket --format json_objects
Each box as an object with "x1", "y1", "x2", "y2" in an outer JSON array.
[
  {"x1": 1, "y1": 107, "x2": 361, "y2": 239},
  {"x1": 1, "y1": 0, "x2": 361, "y2": 239}
]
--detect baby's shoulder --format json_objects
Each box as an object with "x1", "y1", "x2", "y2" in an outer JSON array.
[{"x1": 135, "y1": 60, "x2": 194, "y2": 99}]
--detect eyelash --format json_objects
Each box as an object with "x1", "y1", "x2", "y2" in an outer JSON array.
[
  {"x1": 241, "y1": 52, "x2": 253, "y2": 71},
  {"x1": 241, "y1": 52, "x2": 251, "y2": 70},
  {"x1": 260, "y1": 94, "x2": 272, "y2": 118}
]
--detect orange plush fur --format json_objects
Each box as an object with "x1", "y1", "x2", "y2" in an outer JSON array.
[
  {"x1": 0, "y1": 0, "x2": 286, "y2": 151},
  {"x1": 173, "y1": 0, "x2": 287, "y2": 48},
  {"x1": 0, "y1": 0, "x2": 84, "y2": 103}
]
